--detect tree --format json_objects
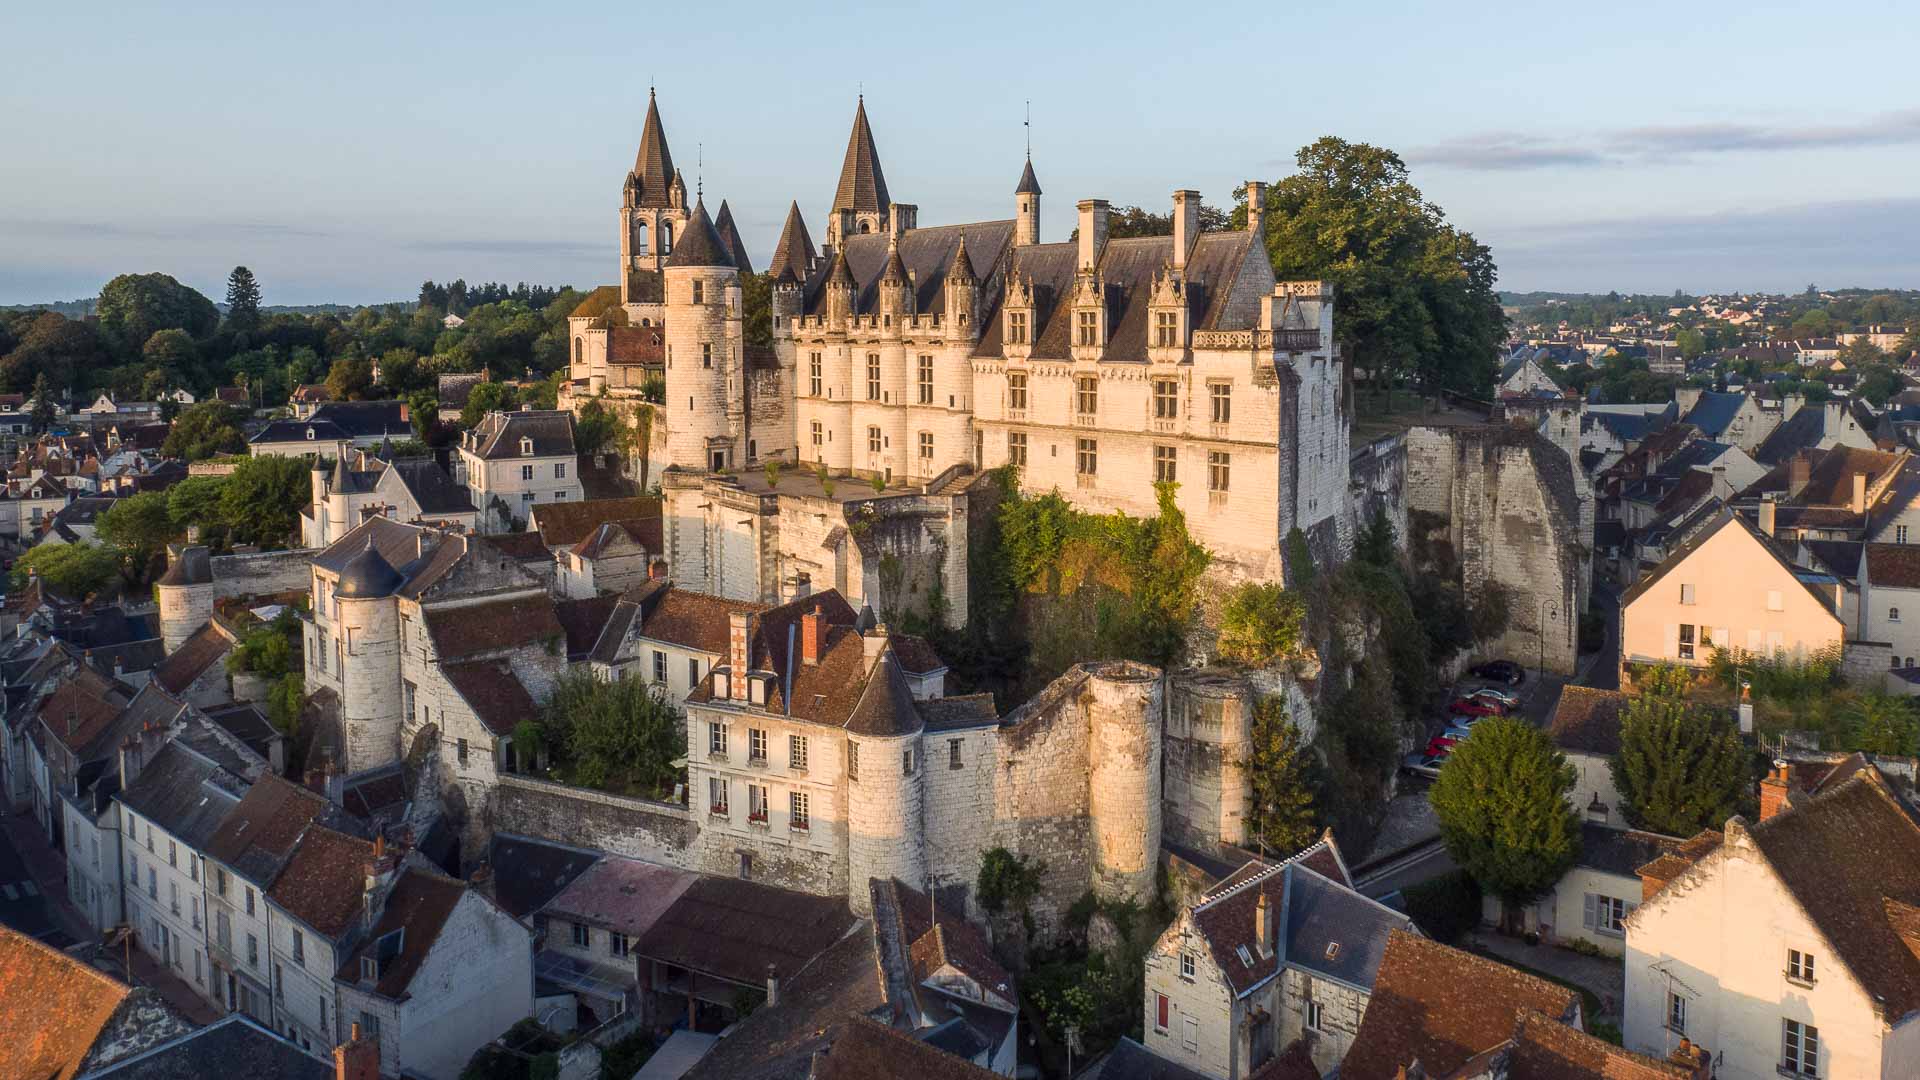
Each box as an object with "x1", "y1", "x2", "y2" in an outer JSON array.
[
  {"x1": 324, "y1": 355, "x2": 374, "y2": 402},
  {"x1": 406, "y1": 388, "x2": 441, "y2": 444},
  {"x1": 1246, "y1": 698, "x2": 1317, "y2": 855},
  {"x1": 95, "y1": 273, "x2": 219, "y2": 353},
  {"x1": 539, "y1": 670, "x2": 685, "y2": 796},
  {"x1": 141, "y1": 328, "x2": 197, "y2": 388},
  {"x1": 1855, "y1": 364, "x2": 1903, "y2": 408},
  {"x1": 1845, "y1": 692, "x2": 1919, "y2": 756},
  {"x1": 162, "y1": 402, "x2": 246, "y2": 461},
  {"x1": 10, "y1": 541, "x2": 119, "y2": 599},
  {"x1": 2, "y1": 312, "x2": 109, "y2": 393},
  {"x1": 459, "y1": 381, "x2": 519, "y2": 428},
  {"x1": 1353, "y1": 508, "x2": 1397, "y2": 567},
  {"x1": 1610, "y1": 674, "x2": 1748, "y2": 836},
  {"x1": 167, "y1": 475, "x2": 230, "y2": 546},
  {"x1": 95, "y1": 492, "x2": 178, "y2": 584},
  {"x1": 224, "y1": 266, "x2": 262, "y2": 333},
  {"x1": 1215, "y1": 582, "x2": 1306, "y2": 668},
  {"x1": 28, "y1": 374, "x2": 55, "y2": 433},
  {"x1": 574, "y1": 397, "x2": 624, "y2": 457},
  {"x1": 1676, "y1": 327, "x2": 1706, "y2": 360},
  {"x1": 219, "y1": 455, "x2": 310, "y2": 547},
  {"x1": 1429, "y1": 715, "x2": 1580, "y2": 920}
]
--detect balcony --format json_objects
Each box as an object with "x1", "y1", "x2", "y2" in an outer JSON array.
[{"x1": 1273, "y1": 329, "x2": 1322, "y2": 352}]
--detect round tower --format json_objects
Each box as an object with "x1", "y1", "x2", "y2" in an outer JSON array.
[
  {"x1": 845, "y1": 647, "x2": 927, "y2": 915},
  {"x1": 662, "y1": 199, "x2": 741, "y2": 472},
  {"x1": 333, "y1": 540, "x2": 404, "y2": 773},
  {"x1": 1085, "y1": 660, "x2": 1164, "y2": 903},
  {"x1": 944, "y1": 234, "x2": 979, "y2": 339},
  {"x1": 155, "y1": 544, "x2": 215, "y2": 653},
  {"x1": 1014, "y1": 157, "x2": 1042, "y2": 247}
]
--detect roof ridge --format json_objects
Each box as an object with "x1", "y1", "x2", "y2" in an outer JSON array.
[{"x1": 1194, "y1": 841, "x2": 1330, "y2": 911}]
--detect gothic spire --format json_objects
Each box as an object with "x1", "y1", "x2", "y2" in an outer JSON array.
[
  {"x1": 712, "y1": 200, "x2": 754, "y2": 276},
  {"x1": 832, "y1": 97, "x2": 891, "y2": 216},
  {"x1": 946, "y1": 233, "x2": 976, "y2": 284},
  {"x1": 630, "y1": 89, "x2": 677, "y2": 209},
  {"x1": 769, "y1": 201, "x2": 817, "y2": 286}
]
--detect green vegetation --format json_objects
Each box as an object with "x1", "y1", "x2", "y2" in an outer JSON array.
[
  {"x1": 94, "y1": 491, "x2": 175, "y2": 584},
  {"x1": 458, "y1": 1019, "x2": 567, "y2": 1080},
  {"x1": 1611, "y1": 665, "x2": 1750, "y2": 836},
  {"x1": 976, "y1": 847, "x2": 1045, "y2": 924},
  {"x1": 161, "y1": 401, "x2": 247, "y2": 461},
  {"x1": 1217, "y1": 582, "x2": 1307, "y2": 668},
  {"x1": 10, "y1": 541, "x2": 119, "y2": 599},
  {"x1": 1400, "y1": 869, "x2": 1482, "y2": 944},
  {"x1": 1245, "y1": 697, "x2": 1317, "y2": 855},
  {"x1": 533, "y1": 670, "x2": 685, "y2": 797},
  {"x1": 1430, "y1": 716, "x2": 1581, "y2": 922}
]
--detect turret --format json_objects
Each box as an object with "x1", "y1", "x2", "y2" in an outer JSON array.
[
  {"x1": 620, "y1": 89, "x2": 686, "y2": 290},
  {"x1": 663, "y1": 199, "x2": 743, "y2": 472},
  {"x1": 1085, "y1": 661, "x2": 1163, "y2": 904},
  {"x1": 824, "y1": 249, "x2": 856, "y2": 329},
  {"x1": 1014, "y1": 158, "x2": 1042, "y2": 247},
  {"x1": 877, "y1": 236, "x2": 911, "y2": 322},
  {"x1": 844, "y1": 638, "x2": 926, "y2": 917},
  {"x1": 769, "y1": 202, "x2": 815, "y2": 324},
  {"x1": 155, "y1": 544, "x2": 214, "y2": 654},
  {"x1": 333, "y1": 539, "x2": 404, "y2": 772},
  {"x1": 943, "y1": 234, "x2": 978, "y2": 339},
  {"x1": 826, "y1": 96, "x2": 892, "y2": 248}
]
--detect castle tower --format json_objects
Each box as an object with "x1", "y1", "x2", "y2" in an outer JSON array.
[
  {"x1": 663, "y1": 199, "x2": 743, "y2": 472},
  {"x1": 825, "y1": 97, "x2": 891, "y2": 249},
  {"x1": 155, "y1": 544, "x2": 214, "y2": 654},
  {"x1": 325, "y1": 452, "x2": 368, "y2": 545},
  {"x1": 845, "y1": 643, "x2": 926, "y2": 916},
  {"x1": 769, "y1": 202, "x2": 814, "y2": 321},
  {"x1": 620, "y1": 90, "x2": 690, "y2": 299},
  {"x1": 1014, "y1": 158, "x2": 1042, "y2": 247},
  {"x1": 943, "y1": 233, "x2": 978, "y2": 339},
  {"x1": 876, "y1": 235, "x2": 911, "y2": 322},
  {"x1": 1085, "y1": 661, "x2": 1163, "y2": 903},
  {"x1": 333, "y1": 540, "x2": 404, "y2": 773},
  {"x1": 712, "y1": 200, "x2": 754, "y2": 276}
]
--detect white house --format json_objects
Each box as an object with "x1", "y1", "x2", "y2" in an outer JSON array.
[
  {"x1": 456, "y1": 409, "x2": 582, "y2": 532},
  {"x1": 1860, "y1": 543, "x2": 1920, "y2": 670}
]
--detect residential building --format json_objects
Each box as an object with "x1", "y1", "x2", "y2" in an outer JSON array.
[
  {"x1": 532, "y1": 855, "x2": 695, "y2": 1025},
  {"x1": 248, "y1": 401, "x2": 416, "y2": 457},
  {"x1": 1545, "y1": 686, "x2": 1631, "y2": 829},
  {"x1": 1498, "y1": 348, "x2": 1564, "y2": 399},
  {"x1": 71, "y1": 1015, "x2": 333, "y2": 1080},
  {"x1": 1861, "y1": 543, "x2": 1920, "y2": 670},
  {"x1": 1624, "y1": 765, "x2": 1920, "y2": 1079},
  {"x1": 1619, "y1": 509, "x2": 1844, "y2": 680},
  {"x1": 265, "y1": 824, "x2": 379, "y2": 1054},
  {"x1": 455, "y1": 409, "x2": 583, "y2": 532},
  {"x1": 1483, "y1": 823, "x2": 1683, "y2": 954},
  {"x1": 869, "y1": 877, "x2": 1020, "y2": 1075},
  {"x1": 301, "y1": 450, "x2": 479, "y2": 548}
]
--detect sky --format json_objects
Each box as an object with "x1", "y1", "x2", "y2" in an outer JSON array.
[{"x1": 4, "y1": 0, "x2": 1919, "y2": 306}]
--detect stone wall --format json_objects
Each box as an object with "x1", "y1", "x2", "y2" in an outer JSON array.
[
  {"x1": 492, "y1": 774, "x2": 695, "y2": 867},
  {"x1": 1347, "y1": 432, "x2": 1407, "y2": 545},
  {"x1": 209, "y1": 548, "x2": 318, "y2": 599}
]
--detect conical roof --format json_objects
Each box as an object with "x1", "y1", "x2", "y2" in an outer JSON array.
[
  {"x1": 845, "y1": 648, "x2": 924, "y2": 738},
  {"x1": 630, "y1": 90, "x2": 677, "y2": 209},
  {"x1": 769, "y1": 202, "x2": 816, "y2": 285},
  {"x1": 665, "y1": 199, "x2": 735, "y2": 270},
  {"x1": 825, "y1": 248, "x2": 855, "y2": 289},
  {"x1": 879, "y1": 236, "x2": 908, "y2": 285},
  {"x1": 712, "y1": 201, "x2": 754, "y2": 276},
  {"x1": 946, "y1": 233, "x2": 976, "y2": 284},
  {"x1": 330, "y1": 453, "x2": 367, "y2": 495},
  {"x1": 1015, "y1": 157, "x2": 1042, "y2": 196},
  {"x1": 336, "y1": 538, "x2": 402, "y2": 599},
  {"x1": 831, "y1": 97, "x2": 891, "y2": 215}
]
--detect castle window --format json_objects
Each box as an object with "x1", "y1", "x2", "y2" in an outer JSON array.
[
  {"x1": 1007, "y1": 311, "x2": 1028, "y2": 345},
  {"x1": 1076, "y1": 438, "x2": 1098, "y2": 477},
  {"x1": 811, "y1": 421, "x2": 824, "y2": 448},
  {"x1": 1077, "y1": 310, "x2": 1099, "y2": 347},
  {"x1": 635, "y1": 221, "x2": 648, "y2": 254},
  {"x1": 457, "y1": 739, "x2": 469, "y2": 766},
  {"x1": 1209, "y1": 451, "x2": 1230, "y2": 493},
  {"x1": 1008, "y1": 432, "x2": 1027, "y2": 467},
  {"x1": 790, "y1": 791, "x2": 811, "y2": 831},
  {"x1": 848, "y1": 741, "x2": 859, "y2": 780},
  {"x1": 1155, "y1": 445, "x2": 1177, "y2": 484},
  {"x1": 748, "y1": 784, "x2": 768, "y2": 822},
  {"x1": 867, "y1": 355, "x2": 881, "y2": 401},
  {"x1": 709, "y1": 777, "x2": 728, "y2": 816},
  {"x1": 1155, "y1": 993, "x2": 1169, "y2": 1033},
  {"x1": 1076, "y1": 376, "x2": 1098, "y2": 416},
  {"x1": 702, "y1": 343, "x2": 712, "y2": 369},
  {"x1": 949, "y1": 739, "x2": 963, "y2": 769},
  {"x1": 1153, "y1": 379, "x2": 1178, "y2": 419},
  {"x1": 1155, "y1": 311, "x2": 1179, "y2": 348},
  {"x1": 789, "y1": 735, "x2": 809, "y2": 771},
  {"x1": 652, "y1": 650, "x2": 667, "y2": 683},
  {"x1": 1008, "y1": 372, "x2": 1028, "y2": 411},
  {"x1": 809, "y1": 353, "x2": 822, "y2": 397},
  {"x1": 902, "y1": 747, "x2": 915, "y2": 775},
  {"x1": 1306, "y1": 1001, "x2": 1324, "y2": 1032},
  {"x1": 918, "y1": 432, "x2": 933, "y2": 460},
  {"x1": 573, "y1": 338, "x2": 583, "y2": 364},
  {"x1": 692, "y1": 280, "x2": 704, "y2": 305},
  {"x1": 1180, "y1": 952, "x2": 1195, "y2": 980},
  {"x1": 917, "y1": 355, "x2": 934, "y2": 404},
  {"x1": 708, "y1": 721, "x2": 728, "y2": 757},
  {"x1": 661, "y1": 221, "x2": 673, "y2": 254},
  {"x1": 868, "y1": 427, "x2": 881, "y2": 455},
  {"x1": 1210, "y1": 383, "x2": 1232, "y2": 424}
]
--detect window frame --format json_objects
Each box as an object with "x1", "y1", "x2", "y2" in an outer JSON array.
[
  {"x1": 1154, "y1": 445, "x2": 1177, "y2": 484},
  {"x1": 1076, "y1": 437, "x2": 1098, "y2": 477},
  {"x1": 1153, "y1": 379, "x2": 1179, "y2": 419},
  {"x1": 1075, "y1": 375, "x2": 1098, "y2": 416},
  {"x1": 1210, "y1": 382, "x2": 1232, "y2": 424}
]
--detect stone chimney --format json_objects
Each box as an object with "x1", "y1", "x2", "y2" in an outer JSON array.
[
  {"x1": 1077, "y1": 199, "x2": 1109, "y2": 272},
  {"x1": 1171, "y1": 190, "x2": 1201, "y2": 270},
  {"x1": 335, "y1": 1023, "x2": 380, "y2": 1080},
  {"x1": 727, "y1": 611, "x2": 752, "y2": 699},
  {"x1": 1759, "y1": 494, "x2": 1776, "y2": 538},
  {"x1": 1245, "y1": 180, "x2": 1268, "y2": 237},
  {"x1": 1255, "y1": 890, "x2": 1272, "y2": 956},
  {"x1": 363, "y1": 834, "x2": 400, "y2": 931},
  {"x1": 1852, "y1": 471, "x2": 1868, "y2": 514},
  {"x1": 1789, "y1": 454, "x2": 1812, "y2": 498},
  {"x1": 1668, "y1": 1038, "x2": 1711, "y2": 1080},
  {"x1": 801, "y1": 605, "x2": 824, "y2": 666},
  {"x1": 1760, "y1": 760, "x2": 1794, "y2": 821},
  {"x1": 118, "y1": 734, "x2": 144, "y2": 790},
  {"x1": 862, "y1": 624, "x2": 889, "y2": 676},
  {"x1": 766, "y1": 963, "x2": 781, "y2": 1007}
]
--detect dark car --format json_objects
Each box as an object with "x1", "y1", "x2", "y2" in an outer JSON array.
[{"x1": 1470, "y1": 660, "x2": 1525, "y2": 685}]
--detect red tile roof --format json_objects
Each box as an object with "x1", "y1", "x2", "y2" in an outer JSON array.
[
  {"x1": 151, "y1": 621, "x2": 233, "y2": 695},
  {"x1": 421, "y1": 593, "x2": 563, "y2": 660},
  {"x1": 337, "y1": 868, "x2": 469, "y2": 1000},
  {"x1": 1499, "y1": 1009, "x2": 1693, "y2": 1079},
  {"x1": 0, "y1": 924, "x2": 133, "y2": 1080},
  {"x1": 269, "y1": 825, "x2": 376, "y2": 939},
  {"x1": 808, "y1": 1017, "x2": 1001, "y2": 1080}
]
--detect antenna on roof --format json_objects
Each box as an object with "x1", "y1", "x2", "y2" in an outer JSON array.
[{"x1": 697, "y1": 142, "x2": 703, "y2": 200}]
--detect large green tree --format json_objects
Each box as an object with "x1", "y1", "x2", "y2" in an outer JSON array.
[
  {"x1": 1247, "y1": 137, "x2": 1505, "y2": 396},
  {"x1": 1430, "y1": 715, "x2": 1580, "y2": 921},
  {"x1": 11, "y1": 541, "x2": 119, "y2": 599},
  {"x1": 167, "y1": 474, "x2": 231, "y2": 544},
  {"x1": 537, "y1": 670, "x2": 685, "y2": 796},
  {"x1": 1610, "y1": 676, "x2": 1748, "y2": 836},
  {"x1": 219, "y1": 455, "x2": 310, "y2": 547},
  {"x1": 95, "y1": 491, "x2": 178, "y2": 585},
  {"x1": 224, "y1": 266, "x2": 262, "y2": 333},
  {"x1": 28, "y1": 373, "x2": 55, "y2": 433},
  {"x1": 2, "y1": 312, "x2": 109, "y2": 393},
  {"x1": 95, "y1": 273, "x2": 219, "y2": 353},
  {"x1": 162, "y1": 402, "x2": 247, "y2": 461},
  {"x1": 1845, "y1": 692, "x2": 1919, "y2": 756},
  {"x1": 1247, "y1": 697, "x2": 1317, "y2": 855},
  {"x1": 324, "y1": 355, "x2": 374, "y2": 401}
]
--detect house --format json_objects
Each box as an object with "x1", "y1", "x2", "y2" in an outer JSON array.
[
  {"x1": 333, "y1": 866, "x2": 535, "y2": 1080},
  {"x1": 869, "y1": 877, "x2": 1020, "y2": 1074},
  {"x1": 29, "y1": 665, "x2": 137, "y2": 843},
  {"x1": 71, "y1": 1014, "x2": 333, "y2": 1080},
  {"x1": 300, "y1": 450, "x2": 479, "y2": 548},
  {"x1": 1753, "y1": 398, "x2": 1877, "y2": 467},
  {"x1": 289, "y1": 385, "x2": 332, "y2": 419},
  {"x1": 555, "y1": 519, "x2": 658, "y2": 599},
  {"x1": 1860, "y1": 543, "x2": 1920, "y2": 671},
  {"x1": 1623, "y1": 764, "x2": 1920, "y2": 1078},
  {"x1": 801, "y1": 1017, "x2": 1004, "y2": 1080},
  {"x1": 149, "y1": 621, "x2": 238, "y2": 710},
  {"x1": 0, "y1": 923, "x2": 194, "y2": 1080},
  {"x1": 1483, "y1": 823, "x2": 1683, "y2": 954},
  {"x1": 1544, "y1": 685, "x2": 1631, "y2": 829},
  {"x1": 1619, "y1": 509, "x2": 1843, "y2": 681},
  {"x1": 1336, "y1": 931, "x2": 1582, "y2": 1079},
  {"x1": 456, "y1": 409, "x2": 584, "y2": 531},
  {"x1": 248, "y1": 401, "x2": 416, "y2": 457},
  {"x1": 1498, "y1": 349, "x2": 1563, "y2": 399},
  {"x1": 265, "y1": 824, "x2": 379, "y2": 1054},
  {"x1": 531, "y1": 854, "x2": 695, "y2": 1026},
  {"x1": 1140, "y1": 834, "x2": 1411, "y2": 1079},
  {"x1": 481, "y1": 833, "x2": 600, "y2": 921},
  {"x1": 1676, "y1": 389, "x2": 1778, "y2": 456},
  {"x1": 1740, "y1": 445, "x2": 1912, "y2": 543},
  {"x1": 1444, "y1": 1009, "x2": 1703, "y2": 1080}
]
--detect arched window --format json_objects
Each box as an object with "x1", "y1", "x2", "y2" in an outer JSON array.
[
  {"x1": 859, "y1": 221, "x2": 871, "y2": 234},
  {"x1": 634, "y1": 220, "x2": 649, "y2": 255},
  {"x1": 1894, "y1": 606, "x2": 1903, "y2": 623},
  {"x1": 661, "y1": 221, "x2": 674, "y2": 254},
  {"x1": 573, "y1": 338, "x2": 583, "y2": 365}
]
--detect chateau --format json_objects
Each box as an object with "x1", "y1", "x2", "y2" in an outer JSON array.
[{"x1": 570, "y1": 93, "x2": 1350, "y2": 608}]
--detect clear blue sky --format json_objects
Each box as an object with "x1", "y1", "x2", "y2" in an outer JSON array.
[{"x1": 4, "y1": 0, "x2": 1918, "y2": 306}]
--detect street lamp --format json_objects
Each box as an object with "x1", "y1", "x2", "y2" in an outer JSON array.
[{"x1": 1537, "y1": 598, "x2": 1561, "y2": 683}]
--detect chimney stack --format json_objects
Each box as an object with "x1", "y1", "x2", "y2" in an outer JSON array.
[
  {"x1": 1789, "y1": 455, "x2": 1812, "y2": 498},
  {"x1": 1760, "y1": 760, "x2": 1794, "y2": 821},
  {"x1": 728, "y1": 611, "x2": 752, "y2": 700},
  {"x1": 1077, "y1": 199, "x2": 1110, "y2": 272},
  {"x1": 334, "y1": 1022, "x2": 380, "y2": 1080},
  {"x1": 1171, "y1": 190, "x2": 1201, "y2": 270},
  {"x1": 118, "y1": 734, "x2": 143, "y2": 790},
  {"x1": 1852, "y1": 471, "x2": 1868, "y2": 514},
  {"x1": 363, "y1": 834, "x2": 399, "y2": 930},
  {"x1": 766, "y1": 963, "x2": 781, "y2": 1007},
  {"x1": 1759, "y1": 494, "x2": 1776, "y2": 538},
  {"x1": 801, "y1": 605, "x2": 824, "y2": 666},
  {"x1": 862, "y1": 624, "x2": 889, "y2": 675},
  {"x1": 1245, "y1": 181, "x2": 1268, "y2": 237},
  {"x1": 1255, "y1": 890, "x2": 1272, "y2": 956}
]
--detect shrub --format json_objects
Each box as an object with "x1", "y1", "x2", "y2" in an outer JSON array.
[
  {"x1": 1216, "y1": 582, "x2": 1306, "y2": 668},
  {"x1": 977, "y1": 847, "x2": 1045, "y2": 917}
]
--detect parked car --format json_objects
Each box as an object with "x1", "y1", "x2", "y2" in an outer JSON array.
[
  {"x1": 1468, "y1": 687, "x2": 1519, "y2": 708},
  {"x1": 1448, "y1": 697, "x2": 1507, "y2": 718},
  {"x1": 1470, "y1": 660, "x2": 1525, "y2": 685},
  {"x1": 1401, "y1": 751, "x2": 1447, "y2": 778},
  {"x1": 1425, "y1": 736, "x2": 1460, "y2": 756}
]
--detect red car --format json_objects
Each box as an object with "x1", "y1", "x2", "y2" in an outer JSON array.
[
  {"x1": 1425, "y1": 735, "x2": 1460, "y2": 756},
  {"x1": 1448, "y1": 697, "x2": 1507, "y2": 718}
]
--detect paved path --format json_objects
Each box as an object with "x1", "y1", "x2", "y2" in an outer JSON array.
[{"x1": 1472, "y1": 931, "x2": 1626, "y2": 1023}]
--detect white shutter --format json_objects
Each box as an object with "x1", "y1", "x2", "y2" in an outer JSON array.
[
  {"x1": 1665, "y1": 624, "x2": 1679, "y2": 660},
  {"x1": 1583, "y1": 893, "x2": 1598, "y2": 931}
]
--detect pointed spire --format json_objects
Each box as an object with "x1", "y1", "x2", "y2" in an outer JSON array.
[
  {"x1": 330, "y1": 453, "x2": 364, "y2": 495},
  {"x1": 946, "y1": 233, "x2": 976, "y2": 284},
  {"x1": 832, "y1": 98, "x2": 891, "y2": 215},
  {"x1": 826, "y1": 248, "x2": 856, "y2": 289},
  {"x1": 769, "y1": 202, "x2": 817, "y2": 286},
  {"x1": 630, "y1": 90, "x2": 676, "y2": 208},
  {"x1": 665, "y1": 198, "x2": 734, "y2": 269},
  {"x1": 712, "y1": 200, "x2": 754, "y2": 276},
  {"x1": 880, "y1": 235, "x2": 908, "y2": 285},
  {"x1": 1015, "y1": 158, "x2": 1042, "y2": 196}
]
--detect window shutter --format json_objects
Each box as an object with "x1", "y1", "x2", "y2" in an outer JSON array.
[
  {"x1": 1665, "y1": 624, "x2": 1678, "y2": 659},
  {"x1": 1583, "y1": 893, "x2": 1598, "y2": 931},
  {"x1": 1715, "y1": 628, "x2": 1728, "y2": 651}
]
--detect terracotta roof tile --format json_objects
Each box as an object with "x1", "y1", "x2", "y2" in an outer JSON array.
[
  {"x1": 36, "y1": 667, "x2": 134, "y2": 758},
  {"x1": 532, "y1": 496, "x2": 660, "y2": 548},
  {"x1": 421, "y1": 593, "x2": 563, "y2": 660},
  {"x1": 204, "y1": 774, "x2": 334, "y2": 885},
  {"x1": 809, "y1": 1017, "x2": 1000, "y2": 1080},
  {"x1": 637, "y1": 587, "x2": 771, "y2": 655},
  {"x1": 634, "y1": 875, "x2": 857, "y2": 984},
  {"x1": 0, "y1": 923, "x2": 135, "y2": 1080},
  {"x1": 337, "y1": 868, "x2": 469, "y2": 1000},
  {"x1": 1867, "y1": 543, "x2": 1920, "y2": 589},
  {"x1": 268, "y1": 825, "x2": 375, "y2": 939},
  {"x1": 151, "y1": 622, "x2": 233, "y2": 695},
  {"x1": 1499, "y1": 1009, "x2": 1693, "y2": 1079},
  {"x1": 440, "y1": 659, "x2": 538, "y2": 736},
  {"x1": 1546, "y1": 686, "x2": 1630, "y2": 756}
]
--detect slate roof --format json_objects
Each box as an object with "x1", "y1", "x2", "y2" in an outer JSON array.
[
  {"x1": 876, "y1": 878, "x2": 1012, "y2": 1002},
  {"x1": 440, "y1": 659, "x2": 538, "y2": 736},
  {"x1": 486, "y1": 833, "x2": 601, "y2": 920},
  {"x1": 77, "y1": 1015, "x2": 331, "y2": 1080},
  {"x1": 537, "y1": 856, "x2": 695, "y2": 937},
  {"x1": 713, "y1": 200, "x2": 754, "y2": 276},
  {"x1": 555, "y1": 593, "x2": 622, "y2": 661},
  {"x1": 1187, "y1": 835, "x2": 1390, "y2": 997},
  {"x1": 802, "y1": 221, "x2": 1015, "y2": 320},
  {"x1": 386, "y1": 458, "x2": 476, "y2": 515},
  {"x1": 633, "y1": 875, "x2": 858, "y2": 984},
  {"x1": 628, "y1": 90, "x2": 677, "y2": 209},
  {"x1": 1681, "y1": 390, "x2": 1746, "y2": 438},
  {"x1": 1545, "y1": 686, "x2": 1630, "y2": 757},
  {"x1": 665, "y1": 199, "x2": 734, "y2": 270},
  {"x1": 203, "y1": 774, "x2": 336, "y2": 885},
  {"x1": 1755, "y1": 404, "x2": 1829, "y2": 465},
  {"x1": 116, "y1": 741, "x2": 246, "y2": 851},
  {"x1": 479, "y1": 530, "x2": 552, "y2": 563},
  {"x1": 1083, "y1": 1036, "x2": 1216, "y2": 1080},
  {"x1": 1281, "y1": 863, "x2": 1410, "y2": 987},
  {"x1": 918, "y1": 694, "x2": 999, "y2": 732},
  {"x1": 831, "y1": 98, "x2": 890, "y2": 216},
  {"x1": 678, "y1": 926, "x2": 885, "y2": 1080},
  {"x1": 249, "y1": 401, "x2": 412, "y2": 444},
  {"x1": 465, "y1": 409, "x2": 577, "y2": 460},
  {"x1": 1867, "y1": 542, "x2": 1920, "y2": 589},
  {"x1": 1576, "y1": 823, "x2": 1683, "y2": 878},
  {"x1": 844, "y1": 652, "x2": 923, "y2": 737},
  {"x1": 1337, "y1": 931, "x2": 1578, "y2": 1080},
  {"x1": 150, "y1": 622, "x2": 232, "y2": 695},
  {"x1": 337, "y1": 868, "x2": 471, "y2": 1000},
  {"x1": 269, "y1": 825, "x2": 376, "y2": 940},
  {"x1": 1014, "y1": 157, "x2": 1042, "y2": 196},
  {"x1": 768, "y1": 202, "x2": 818, "y2": 285},
  {"x1": 1802, "y1": 538, "x2": 1864, "y2": 579},
  {"x1": 437, "y1": 371, "x2": 486, "y2": 409},
  {"x1": 335, "y1": 539, "x2": 403, "y2": 599}
]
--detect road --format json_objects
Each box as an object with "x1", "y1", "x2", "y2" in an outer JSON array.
[
  {"x1": 1583, "y1": 582, "x2": 1622, "y2": 691},
  {"x1": 0, "y1": 814, "x2": 74, "y2": 949}
]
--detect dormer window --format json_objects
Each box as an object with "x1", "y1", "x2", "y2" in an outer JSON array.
[
  {"x1": 1324, "y1": 942, "x2": 1342, "y2": 962},
  {"x1": 519, "y1": 436, "x2": 533, "y2": 457},
  {"x1": 306, "y1": 428, "x2": 315, "y2": 440},
  {"x1": 1007, "y1": 310, "x2": 1028, "y2": 345},
  {"x1": 360, "y1": 957, "x2": 377, "y2": 981},
  {"x1": 1234, "y1": 944, "x2": 1254, "y2": 967}
]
